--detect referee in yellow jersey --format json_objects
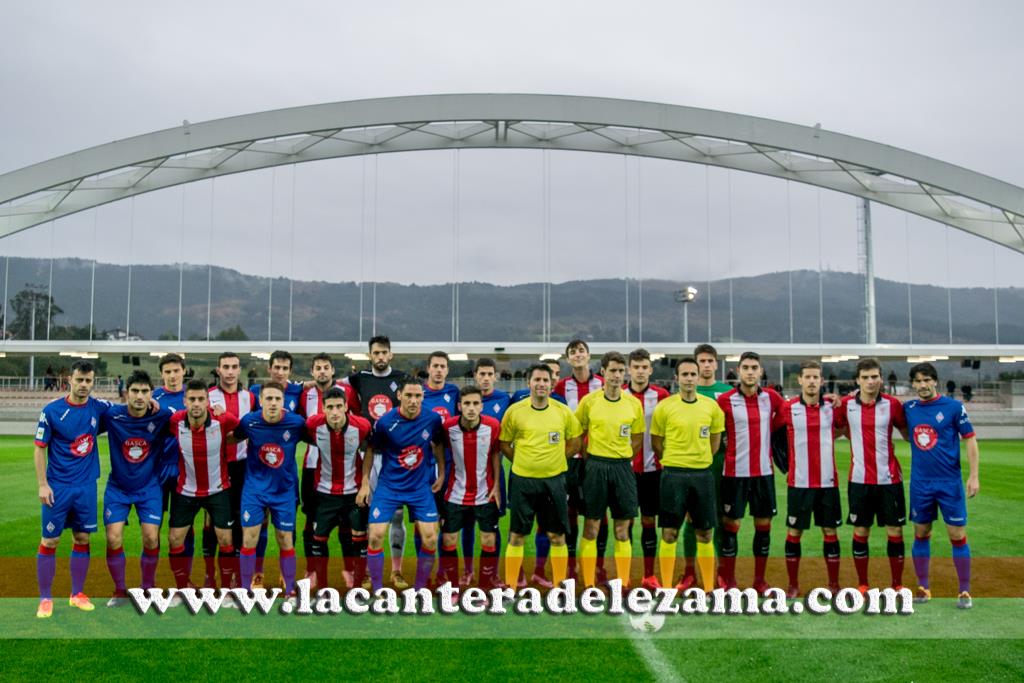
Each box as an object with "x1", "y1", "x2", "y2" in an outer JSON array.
[
  {"x1": 499, "y1": 363, "x2": 582, "y2": 587},
  {"x1": 651, "y1": 357, "x2": 725, "y2": 592},
  {"x1": 575, "y1": 351, "x2": 646, "y2": 588}
]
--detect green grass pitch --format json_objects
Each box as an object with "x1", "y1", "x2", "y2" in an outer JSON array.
[{"x1": 1, "y1": 434, "x2": 1022, "y2": 681}]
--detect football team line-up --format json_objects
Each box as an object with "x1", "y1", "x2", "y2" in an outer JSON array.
[{"x1": 32, "y1": 336, "x2": 980, "y2": 618}]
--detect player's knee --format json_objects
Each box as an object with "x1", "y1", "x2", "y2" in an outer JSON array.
[
  {"x1": 480, "y1": 532, "x2": 496, "y2": 547},
  {"x1": 661, "y1": 528, "x2": 678, "y2": 543},
  {"x1": 40, "y1": 537, "x2": 60, "y2": 549},
  {"x1": 786, "y1": 528, "x2": 803, "y2": 539},
  {"x1": 548, "y1": 533, "x2": 567, "y2": 546},
  {"x1": 947, "y1": 525, "x2": 967, "y2": 542},
  {"x1": 696, "y1": 529, "x2": 713, "y2": 543},
  {"x1": 507, "y1": 533, "x2": 526, "y2": 547},
  {"x1": 885, "y1": 526, "x2": 903, "y2": 539}
]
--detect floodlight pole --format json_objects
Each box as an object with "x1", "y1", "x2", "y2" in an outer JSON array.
[{"x1": 858, "y1": 198, "x2": 878, "y2": 345}]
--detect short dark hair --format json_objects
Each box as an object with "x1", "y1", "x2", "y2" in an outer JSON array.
[
  {"x1": 675, "y1": 356, "x2": 699, "y2": 373},
  {"x1": 428, "y1": 351, "x2": 449, "y2": 364},
  {"x1": 368, "y1": 335, "x2": 391, "y2": 351},
  {"x1": 855, "y1": 358, "x2": 882, "y2": 377},
  {"x1": 909, "y1": 362, "x2": 938, "y2": 382},
  {"x1": 460, "y1": 385, "x2": 483, "y2": 400},
  {"x1": 526, "y1": 363, "x2": 553, "y2": 381},
  {"x1": 738, "y1": 351, "x2": 761, "y2": 365},
  {"x1": 158, "y1": 353, "x2": 185, "y2": 371},
  {"x1": 474, "y1": 358, "x2": 497, "y2": 372},
  {"x1": 185, "y1": 378, "x2": 208, "y2": 393},
  {"x1": 396, "y1": 377, "x2": 422, "y2": 393},
  {"x1": 125, "y1": 369, "x2": 153, "y2": 389},
  {"x1": 268, "y1": 350, "x2": 293, "y2": 369},
  {"x1": 311, "y1": 352, "x2": 333, "y2": 367},
  {"x1": 324, "y1": 386, "x2": 347, "y2": 403},
  {"x1": 799, "y1": 360, "x2": 822, "y2": 374},
  {"x1": 70, "y1": 360, "x2": 95, "y2": 375},
  {"x1": 693, "y1": 344, "x2": 718, "y2": 359},
  {"x1": 565, "y1": 338, "x2": 590, "y2": 355},
  {"x1": 261, "y1": 380, "x2": 286, "y2": 396},
  {"x1": 601, "y1": 351, "x2": 626, "y2": 369},
  {"x1": 628, "y1": 348, "x2": 651, "y2": 364},
  {"x1": 217, "y1": 351, "x2": 240, "y2": 366}
]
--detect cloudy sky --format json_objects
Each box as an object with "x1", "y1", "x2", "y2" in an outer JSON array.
[{"x1": 2, "y1": 0, "x2": 1022, "y2": 288}]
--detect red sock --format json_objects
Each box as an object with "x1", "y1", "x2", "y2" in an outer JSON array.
[
  {"x1": 169, "y1": 545, "x2": 190, "y2": 589},
  {"x1": 852, "y1": 534, "x2": 869, "y2": 586},
  {"x1": 785, "y1": 533, "x2": 801, "y2": 587}
]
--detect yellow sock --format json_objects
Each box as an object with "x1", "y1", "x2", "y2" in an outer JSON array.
[
  {"x1": 659, "y1": 540, "x2": 677, "y2": 588},
  {"x1": 579, "y1": 537, "x2": 597, "y2": 587},
  {"x1": 697, "y1": 539, "x2": 716, "y2": 592},
  {"x1": 614, "y1": 540, "x2": 632, "y2": 587},
  {"x1": 504, "y1": 544, "x2": 524, "y2": 586},
  {"x1": 551, "y1": 544, "x2": 569, "y2": 586}
]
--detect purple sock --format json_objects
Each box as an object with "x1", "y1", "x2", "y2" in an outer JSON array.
[
  {"x1": 415, "y1": 549, "x2": 436, "y2": 590},
  {"x1": 280, "y1": 550, "x2": 297, "y2": 595},
  {"x1": 37, "y1": 545, "x2": 56, "y2": 600},
  {"x1": 952, "y1": 538, "x2": 971, "y2": 593},
  {"x1": 240, "y1": 549, "x2": 257, "y2": 589},
  {"x1": 140, "y1": 548, "x2": 160, "y2": 589},
  {"x1": 367, "y1": 548, "x2": 384, "y2": 591},
  {"x1": 461, "y1": 525, "x2": 476, "y2": 574},
  {"x1": 106, "y1": 548, "x2": 127, "y2": 592},
  {"x1": 184, "y1": 526, "x2": 195, "y2": 576},
  {"x1": 912, "y1": 535, "x2": 931, "y2": 589},
  {"x1": 255, "y1": 525, "x2": 269, "y2": 574},
  {"x1": 70, "y1": 543, "x2": 91, "y2": 595}
]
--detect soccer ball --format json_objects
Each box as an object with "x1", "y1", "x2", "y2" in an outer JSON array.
[{"x1": 629, "y1": 609, "x2": 665, "y2": 633}]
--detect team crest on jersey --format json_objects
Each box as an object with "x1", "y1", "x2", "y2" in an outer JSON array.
[
  {"x1": 369, "y1": 394, "x2": 393, "y2": 418},
  {"x1": 122, "y1": 437, "x2": 150, "y2": 463},
  {"x1": 421, "y1": 429, "x2": 431, "y2": 441},
  {"x1": 283, "y1": 430, "x2": 291, "y2": 442},
  {"x1": 70, "y1": 434, "x2": 95, "y2": 457},
  {"x1": 619, "y1": 424, "x2": 630, "y2": 437},
  {"x1": 147, "y1": 422, "x2": 156, "y2": 433},
  {"x1": 492, "y1": 405, "x2": 501, "y2": 413},
  {"x1": 259, "y1": 443, "x2": 285, "y2": 468},
  {"x1": 935, "y1": 412, "x2": 944, "y2": 423},
  {"x1": 548, "y1": 432, "x2": 561, "y2": 445},
  {"x1": 913, "y1": 424, "x2": 938, "y2": 451},
  {"x1": 398, "y1": 445, "x2": 424, "y2": 470},
  {"x1": 389, "y1": 381, "x2": 398, "y2": 392},
  {"x1": 90, "y1": 417, "x2": 97, "y2": 428},
  {"x1": 788, "y1": 516, "x2": 796, "y2": 526}
]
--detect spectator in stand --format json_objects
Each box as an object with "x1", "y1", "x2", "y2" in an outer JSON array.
[
  {"x1": 946, "y1": 379, "x2": 956, "y2": 397},
  {"x1": 888, "y1": 371, "x2": 898, "y2": 394}
]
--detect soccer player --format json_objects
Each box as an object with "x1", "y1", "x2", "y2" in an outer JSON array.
[
  {"x1": 101, "y1": 370, "x2": 174, "y2": 606},
  {"x1": 575, "y1": 351, "x2": 646, "y2": 588},
  {"x1": 207, "y1": 351, "x2": 257, "y2": 587},
  {"x1": 776, "y1": 361, "x2": 842, "y2": 598},
  {"x1": 355, "y1": 378, "x2": 445, "y2": 591},
  {"x1": 678, "y1": 343, "x2": 733, "y2": 587},
  {"x1": 623, "y1": 348, "x2": 670, "y2": 589},
  {"x1": 346, "y1": 335, "x2": 411, "y2": 589},
  {"x1": 34, "y1": 360, "x2": 110, "y2": 617},
  {"x1": 305, "y1": 387, "x2": 372, "y2": 588},
  {"x1": 651, "y1": 357, "x2": 725, "y2": 592},
  {"x1": 903, "y1": 363, "x2": 980, "y2": 608},
  {"x1": 422, "y1": 351, "x2": 461, "y2": 420},
  {"x1": 500, "y1": 363, "x2": 582, "y2": 588},
  {"x1": 553, "y1": 339, "x2": 605, "y2": 580},
  {"x1": 717, "y1": 351, "x2": 786, "y2": 592},
  {"x1": 512, "y1": 359, "x2": 566, "y2": 404},
  {"x1": 438, "y1": 386, "x2": 505, "y2": 588},
  {"x1": 166, "y1": 379, "x2": 240, "y2": 600},
  {"x1": 474, "y1": 358, "x2": 510, "y2": 421},
  {"x1": 235, "y1": 382, "x2": 308, "y2": 598},
  {"x1": 834, "y1": 358, "x2": 909, "y2": 592}
]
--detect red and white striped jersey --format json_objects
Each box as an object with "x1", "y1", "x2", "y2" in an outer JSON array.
[
  {"x1": 624, "y1": 382, "x2": 671, "y2": 473},
  {"x1": 835, "y1": 393, "x2": 906, "y2": 485},
  {"x1": 717, "y1": 387, "x2": 786, "y2": 478},
  {"x1": 298, "y1": 383, "x2": 348, "y2": 469},
  {"x1": 555, "y1": 372, "x2": 603, "y2": 460},
  {"x1": 443, "y1": 415, "x2": 500, "y2": 506},
  {"x1": 780, "y1": 397, "x2": 837, "y2": 488},
  {"x1": 207, "y1": 385, "x2": 256, "y2": 461},
  {"x1": 306, "y1": 412, "x2": 370, "y2": 495},
  {"x1": 169, "y1": 411, "x2": 239, "y2": 497}
]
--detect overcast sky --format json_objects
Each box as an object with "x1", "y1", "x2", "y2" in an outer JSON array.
[{"x1": 2, "y1": 1, "x2": 1023, "y2": 288}]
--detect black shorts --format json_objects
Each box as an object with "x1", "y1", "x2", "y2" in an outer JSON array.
[
  {"x1": 659, "y1": 467, "x2": 717, "y2": 530},
  {"x1": 301, "y1": 466, "x2": 319, "y2": 517},
  {"x1": 161, "y1": 478, "x2": 176, "y2": 514},
  {"x1": 720, "y1": 475, "x2": 777, "y2": 520},
  {"x1": 508, "y1": 472, "x2": 570, "y2": 536},
  {"x1": 581, "y1": 456, "x2": 637, "y2": 521},
  {"x1": 786, "y1": 487, "x2": 842, "y2": 530},
  {"x1": 566, "y1": 458, "x2": 585, "y2": 512},
  {"x1": 169, "y1": 490, "x2": 233, "y2": 529},
  {"x1": 312, "y1": 492, "x2": 367, "y2": 538},
  {"x1": 847, "y1": 482, "x2": 907, "y2": 528},
  {"x1": 635, "y1": 470, "x2": 662, "y2": 518},
  {"x1": 443, "y1": 501, "x2": 499, "y2": 534}
]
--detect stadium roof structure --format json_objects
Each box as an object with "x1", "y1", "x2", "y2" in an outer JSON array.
[{"x1": 2, "y1": 93, "x2": 1023, "y2": 249}]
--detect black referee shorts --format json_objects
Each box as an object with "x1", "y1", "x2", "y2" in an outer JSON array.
[
  {"x1": 635, "y1": 470, "x2": 662, "y2": 518},
  {"x1": 659, "y1": 466, "x2": 717, "y2": 531},
  {"x1": 566, "y1": 458, "x2": 586, "y2": 512},
  {"x1": 720, "y1": 474, "x2": 777, "y2": 520},
  {"x1": 786, "y1": 486, "x2": 842, "y2": 530},
  {"x1": 508, "y1": 472, "x2": 570, "y2": 537},
  {"x1": 581, "y1": 455, "x2": 638, "y2": 521}
]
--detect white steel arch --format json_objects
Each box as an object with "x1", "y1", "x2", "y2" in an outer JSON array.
[{"x1": 1, "y1": 94, "x2": 1023, "y2": 251}]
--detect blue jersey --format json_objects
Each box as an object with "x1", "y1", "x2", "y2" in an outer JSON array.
[
  {"x1": 511, "y1": 388, "x2": 566, "y2": 405},
  {"x1": 371, "y1": 408, "x2": 443, "y2": 495},
  {"x1": 422, "y1": 383, "x2": 461, "y2": 421},
  {"x1": 152, "y1": 387, "x2": 185, "y2": 470},
  {"x1": 35, "y1": 397, "x2": 110, "y2": 485},
  {"x1": 904, "y1": 395, "x2": 975, "y2": 482},
  {"x1": 250, "y1": 381, "x2": 304, "y2": 413},
  {"x1": 481, "y1": 389, "x2": 511, "y2": 422},
  {"x1": 234, "y1": 410, "x2": 307, "y2": 497},
  {"x1": 101, "y1": 405, "x2": 173, "y2": 492}
]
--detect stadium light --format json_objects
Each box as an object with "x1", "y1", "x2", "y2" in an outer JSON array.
[
  {"x1": 344, "y1": 353, "x2": 370, "y2": 361},
  {"x1": 539, "y1": 353, "x2": 561, "y2": 361},
  {"x1": 674, "y1": 286, "x2": 698, "y2": 344},
  {"x1": 448, "y1": 353, "x2": 469, "y2": 361},
  {"x1": 907, "y1": 355, "x2": 950, "y2": 362},
  {"x1": 725, "y1": 354, "x2": 741, "y2": 362},
  {"x1": 148, "y1": 352, "x2": 185, "y2": 358},
  {"x1": 998, "y1": 356, "x2": 1024, "y2": 363},
  {"x1": 650, "y1": 353, "x2": 666, "y2": 361},
  {"x1": 250, "y1": 352, "x2": 271, "y2": 361}
]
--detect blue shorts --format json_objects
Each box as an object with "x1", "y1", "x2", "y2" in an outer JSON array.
[
  {"x1": 910, "y1": 478, "x2": 967, "y2": 526},
  {"x1": 370, "y1": 485, "x2": 438, "y2": 525},
  {"x1": 41, "y1": 482, "x2": 98, "y2": 538},
  {"x1": 103, "y1": 482, "x2": 163, "y2": 527},
  {"x1": 240, "y1": 487, "x2": 296, "y2": 531}
]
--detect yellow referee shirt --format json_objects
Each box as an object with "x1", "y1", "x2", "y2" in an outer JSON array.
[
  {"x1": 575, "y1": 390, "x2": 645, "y2": 459},
  {"x1": 650, "y1": 394, "x2": 725, "y2": 468},
  {"x1": 500, "y1": 399, "x2": 582, "y2": 478}
]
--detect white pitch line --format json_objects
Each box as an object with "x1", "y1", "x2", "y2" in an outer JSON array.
[{"x1": 622, "y1": 616, "x2": 684, "y2": 683}]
